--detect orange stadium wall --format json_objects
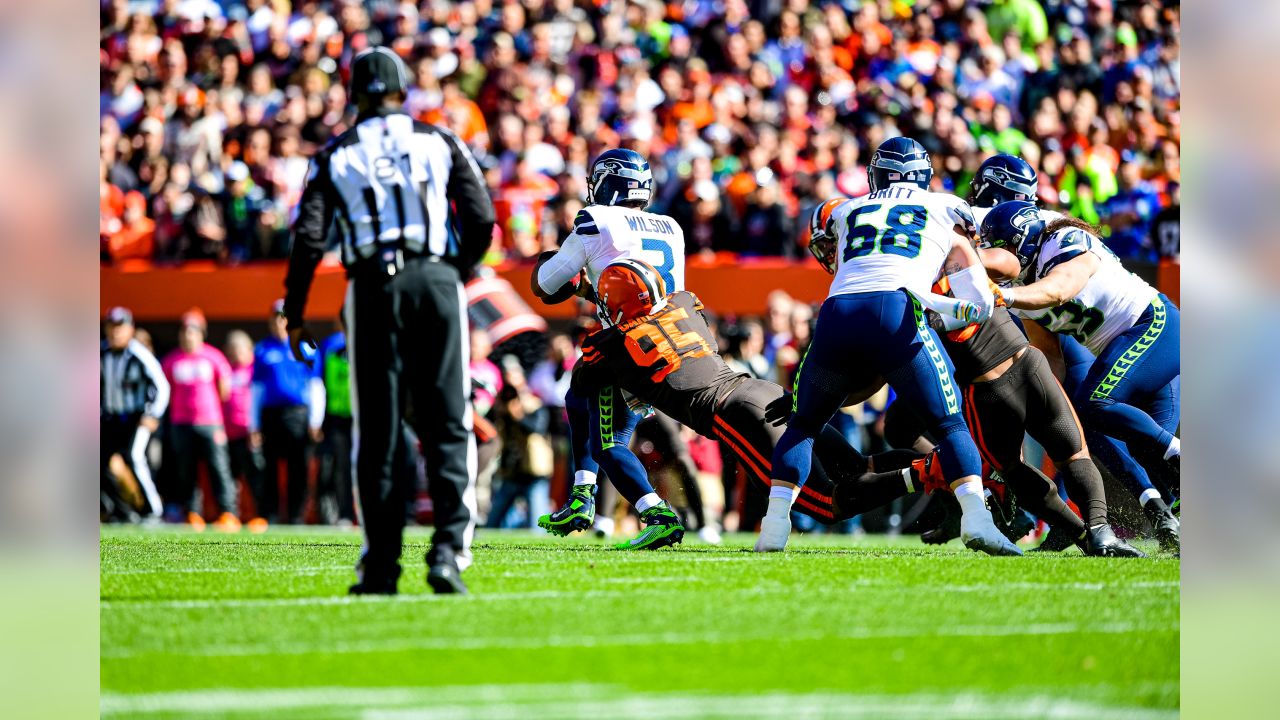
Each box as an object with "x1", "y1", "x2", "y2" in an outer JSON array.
[{"x1": 101, "y1": 257, "x2": 1179, "y2": 322}]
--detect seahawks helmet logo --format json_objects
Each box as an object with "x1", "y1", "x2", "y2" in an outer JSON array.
[{"x1": 1010, "y1": 205, "x2": 1041, "y2": 233}]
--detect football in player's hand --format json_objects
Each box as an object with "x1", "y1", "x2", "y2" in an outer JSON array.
[{"x1": 531, "y1": 250, "x2": 582, "y2": 305}]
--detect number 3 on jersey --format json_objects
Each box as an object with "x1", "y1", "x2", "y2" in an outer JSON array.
[
  {"x1": 640, "y1": 238, "x2": 676, "y2": 292},
  {"x1": 842, "y1": 204, "x2": 928, "y2": 262}
]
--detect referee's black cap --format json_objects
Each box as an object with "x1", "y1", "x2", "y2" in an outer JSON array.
[{"x1": 350, "y1": 47, "x2": 409, "y2": 100}]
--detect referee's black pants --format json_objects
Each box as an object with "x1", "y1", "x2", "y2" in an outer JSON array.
[{"x1": 346, "y1": 258, "x2": 476, "y2": 582}]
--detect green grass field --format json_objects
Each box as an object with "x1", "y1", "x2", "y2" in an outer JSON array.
[{"x1": 101, "y1": 527, "x2": 1179, "y2": 719}]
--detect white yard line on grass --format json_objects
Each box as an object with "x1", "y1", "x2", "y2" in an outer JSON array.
[
  {"x1": 100, "y1": 619, "x2": 1177, "y2": 659},
  {"x1": 100, "y1": 685, "x2": 1178, "y2": 719},
  {"x1": 100, "y1": 579, "x2": 1178, "y2": 611}
]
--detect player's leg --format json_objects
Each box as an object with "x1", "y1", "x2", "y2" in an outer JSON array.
[
  {"x1": 538, "y1": 384, "x2": 601, "y2": 536},
  {"x1": 594, "y1": 387, "x2": 683, "y2": 550},
  {"x1": 646, "y1": 411, "x2": 709, "y2": 533},
  {"x1": 882, "y1": 293, "x2": 1020, "y2": 556},
  {"x1": 760, "y1": 297, "x2": 863, "y2": 551},
  {"x1": 1019, "y1": 348, "x2": 1144, "y2": 556},
  {"x1": 1074, "y1": 296, "x2": 1181, "y2": 473}
]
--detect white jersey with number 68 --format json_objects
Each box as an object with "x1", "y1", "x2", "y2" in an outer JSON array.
[{"x1": 827, "y1": 184, "x2": 976, "y2": 300}]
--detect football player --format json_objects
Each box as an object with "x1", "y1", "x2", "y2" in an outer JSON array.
[
  {"x1": 531, "y1": 149, "x2": 692, "y2": 550},
  {"x1": 967, "y1": 155, "x2": 1177, "y2": 550},
  {"x1": 979, "y1": 201, "x2": 1181, "y2": 530},
  {"x1": 573, "y1": 260, "x2": 947, "y2": 542},
  {"x1": 761, "y1": 137, "x2": 1020, "y2": 555}
]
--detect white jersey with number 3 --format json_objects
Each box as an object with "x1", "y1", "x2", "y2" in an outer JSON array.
[
  {"x1": 573, "y1": 205, "x2": 686, "y2": 291},
  {"x1": 827, "y1": 184, "x2": 976, "y2": 299},
  {"x1": 536, "y1": 204, "x2": 686, "y2": 302},
  {"x1": 1013, "y1": 225, "x2": 1158, "y2": 354}
]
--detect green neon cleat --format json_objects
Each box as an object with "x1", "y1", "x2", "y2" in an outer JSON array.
[
  {"x1": 614, "y1": 503, "x2": 685, "y2": 550},
  {"x1": 538, "y1": 484, "x2": 597, "y2": 537}
]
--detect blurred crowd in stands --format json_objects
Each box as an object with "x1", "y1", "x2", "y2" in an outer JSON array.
[
  {"x1": 102, "y1": 274, "x2": 898, "y2": 534},
  {"x1": 100, "y1": 0, "x2": 1181, "y2": 266}
]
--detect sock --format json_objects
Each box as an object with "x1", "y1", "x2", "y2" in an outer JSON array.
[
  {"x1": 574, "y1": 470, "x2": 597, "y2": 486},
  {"x1": 765, "y1": 485, "x2": 797, "y2": 520},
  {"x1": 952, "y1": 479, "x2": 987, "y2": 517},
  {"x1": 1061, "y1": 458, "x2": 1108, "y2": 527},
  {"x1": 901, "y1": 468, "x2": 914, "y2": 493},
  {"x1": 635, "y1": 492, "x2": 663, "y2": 513},
  {"x1": 1163, "y1": 437, "x2": 1180, "y2": 461},
  {"x1": 1139, "y1": 488, "x2": 1161, "y2": 506}
]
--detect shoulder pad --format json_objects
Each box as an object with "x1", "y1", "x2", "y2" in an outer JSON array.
[{"x1": 573, "y1": 208, "x2": 599, "y2": 235}]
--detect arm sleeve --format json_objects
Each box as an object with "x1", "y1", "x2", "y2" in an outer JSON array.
[
  {"x1": 307, "y1": 376, "x2": 326, "y2": 430},
  {"x1": 136, "y1": 344, "x2": 170, "y2": 418},
  {"x1": 442, "y1": 130, "x2": 497, "y2": 274},
  {"x1": 536, "y1": 232, "x2": 588, "y2": 295},
  {"x1": 283, "y1": 154, "x2": 334, "y2": 331},
  {"x1": 946, "y1": 265, "x2": 996, "y2": 322}
]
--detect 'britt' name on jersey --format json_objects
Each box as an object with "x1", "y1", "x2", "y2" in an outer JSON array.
[{"x1": 624, "y1": 214, "x2": 677, "y2": 235}]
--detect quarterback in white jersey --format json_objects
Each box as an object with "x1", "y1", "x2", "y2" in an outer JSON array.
[
  {"x1": 761, "y1": 137, "x2": 1019, "y2": 558},
  {"x1": 530, "y1": 148, "x2": 692, "y2": 552},
  {"x1": 980, "y1": 201, "x2": 1181, "y2": 487},
  {"x1": 535, "y1": 202, "x2": 686, "y2": 310}
]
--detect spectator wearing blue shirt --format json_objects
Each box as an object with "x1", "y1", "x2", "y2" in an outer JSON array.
[
  {"x1": 250, "y1": 299, "x2": 324, "y2": 524},
  {"x1": 1099, "y1": 154, "x2": 1162, "y2": 261}
]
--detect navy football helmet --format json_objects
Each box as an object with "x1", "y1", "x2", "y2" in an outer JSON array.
[
  {"x1": 970, "y1": 154, "x2": 1038, "y2": 208},
  {"x1": 869, "y1": 137, "x2": 933, "y2": 192},
  {"x1": 979, "y1": 200, "x2": 1046, "y2": 271},
  {"x1": 587, "y1": 149, "x2": 653, "y2": 208}
]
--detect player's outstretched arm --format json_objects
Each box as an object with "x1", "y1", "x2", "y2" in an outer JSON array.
[{"x1": 1002, "y1": 252, "x2": 1099, "y2": 310}]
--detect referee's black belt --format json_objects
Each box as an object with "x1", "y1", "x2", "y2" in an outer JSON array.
[{"x1": 347, "y1": 245, "x2": 445, "y2": 279}]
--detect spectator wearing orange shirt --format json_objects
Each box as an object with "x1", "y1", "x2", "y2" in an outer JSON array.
[{"x1": 105, "y1": 191, "x2": 155, "y2": 262}]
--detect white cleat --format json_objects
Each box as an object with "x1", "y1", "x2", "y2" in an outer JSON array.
[
  {"x1": 754, "y1": 515, "x2": 792, "y2": 552},
  {"x1": 961, "y1": 516, "x2": 1024, "y2": 556},
  {"x1": 698, "y1": 524, "x2": 723, "y2": 545}
]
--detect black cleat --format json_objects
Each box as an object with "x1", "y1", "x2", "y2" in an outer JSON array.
[
  {"x1": 349, "y1": 561, "x2": 400, "y2": 595},
  {"x1": 1144, "y1": 504, "x2": 1180, "y2": 553},
  {"x1": 426, "y1": 545, "x2": 468, "y2": 595},
  {"x1": 1083, "y1": 524, "x2": 1147, "y2": 558},
  {"x1": 920, "y1": 513, "x2": 960, "y2": 545}
]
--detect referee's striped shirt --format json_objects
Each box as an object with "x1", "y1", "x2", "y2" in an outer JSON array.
[
  {"x1": 283, "y1": 107, "x2": 495, "y2": 325},
  {"x1": 101, "y1": 339, "x2": 169, "y2": 419}
]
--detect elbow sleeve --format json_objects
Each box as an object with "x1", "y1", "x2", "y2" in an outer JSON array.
[{"x1": 947, "y1": 265, "x2": 995, "y2": 321}]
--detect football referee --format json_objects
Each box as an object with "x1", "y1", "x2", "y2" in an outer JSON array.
[{"x1": 283, "y1": 47, "x2": 496, "y2": 595}]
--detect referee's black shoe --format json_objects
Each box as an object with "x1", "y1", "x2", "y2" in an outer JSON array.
[
  {"x1": 349, "y1": 565, "x2": 401, "y2": 596},
  {"x1": 426, "y1": 545, "x2": 468, "y2": 595}
]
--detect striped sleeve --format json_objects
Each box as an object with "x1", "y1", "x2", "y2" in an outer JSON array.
[
  {"x1": 572, "y1": 209, "x2": 599, "y2": 236},
  {"x1": 132, "y1": 340, "x2": 170, "y2": 419}
]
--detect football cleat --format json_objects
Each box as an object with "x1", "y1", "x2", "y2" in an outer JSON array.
[
  {"x1": 426, "y1": 545, "x2": 468, "y2": 595},
  {"x1": 614, "y1": 503, "x2": 684, "y2": 551},
  {"x1": 1144, "y1": 504, "x2": 1180, "y2": 553},
  {"x1": 754, "y1": 514, "x2": 792, "y2": 552},
  {"x1": 186, "y1": 511, "x2": 206, "y2": 533},
  {"x1": 1083, "y1": 524, "x2": 1147, "y2": 558},
  {"x1": 538, "y1": 484, "x2": 597, "y2": 536},
  {"x1": 960, "y1": 513, "x2": 1024, "y2": 556}
]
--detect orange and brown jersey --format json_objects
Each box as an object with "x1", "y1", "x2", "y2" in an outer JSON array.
[
  {"x1": 573, "y1": 291, "x2": 746, "y2": 434},
  {"x1": 932, "y1": 277, "x2": 1029, "y2": 385}
]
